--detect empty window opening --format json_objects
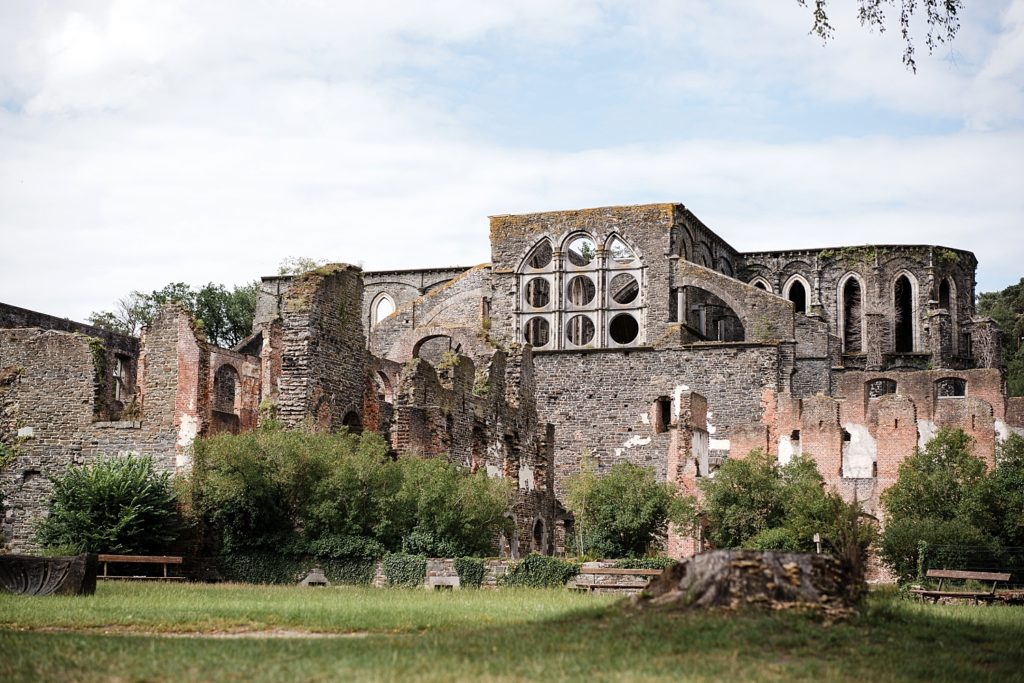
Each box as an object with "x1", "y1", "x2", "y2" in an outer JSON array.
[
  {"x1": 375, "y1": 371, "x2": 394, "y2": 404},
  {"x1": 788, "y1": 280, "x2": 807, "y2": 314},
  {"x1": 654, "y1": 397, "x2": 671, "y2": 434},
  {"x1": 531, "y1": 519, "x2": 547, "y2": 554},
  {"x1": 609, "y1": 273, "x2": 639, "y2": 304},
  {"x1": 566, "y1": 275, "x2": 596, "y2": 306},
  {"x1": 566, "y1": 236, "x2": 596, "y2": 267},
  {"x1": 524, "y1": 317, "x2": 550, "y2": 348},
  {"x1": 607, "y1": 237, "x2": 636, "y2": 264},
  {"x1": 867, "y1": 379, "x2": 897, "y2": 399},
  {"x1": 842, "y1": 277, "x2": 863, "y2": 353},
  {"x1": 565, "y1": 315, "x2": 595, "y2": 346},
  {"x1": 894, "y1": 418, "x2": 899, "y2": 429},
  {"x1": 373, "y1": 295, "x2": 395, "y2": 325},
  {"x1": 524, "y1": 278, "x2": 550, "y2": 308},
  {"x1": 213, "y1": 365, "x2": 240, "y2": 414},
  {"x1": 790, "y1": 429, "x2": 801, "y2": 443},
  {"x1": 342, "y1": 410, "x2": 363, "y2": 434},
  {"x1": 843, "y1": 429, "x2": 852, "y2": 442},
  {"x1": 113, "y1": 354, "x2": 129, "y2": 402},
  {"x1": 527, "y1": 241, "x2": 553, "y2": 269},
  {"x1": 753, "y1": 280, "x2": 767, "y2": 291},
  {"x1": 894, "y1": 275, "x2": 914, "y2": 352},
  {"x1": 609, "y1": 313, "x2": 640, "y2": 345},
  {"x1": 939, "y1": 279, "x2": 951, "y2": 310},
  {"x1": 936, "y1": 377, "x2": 967, "y2": 398}
]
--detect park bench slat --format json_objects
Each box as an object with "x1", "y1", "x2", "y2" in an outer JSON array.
[
  {"x1": 97, "y1": 554, "x2": 183, "y2": 564},
  {"x1": 580, "y1": 568, "x2": 663, "y2": 576},
  {"x1": 925, "y1": 570, "x2": 1010, "y2": 582}
]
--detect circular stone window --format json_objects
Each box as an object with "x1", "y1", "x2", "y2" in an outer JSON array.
[
  {"x1": 609, "y1": 313, "x2": 639, "y2": 344},
  {"x1": 528, "y1": 242, "x2": 553, "y2": 269},
  {"x1": 566, "y1": 236, "x2": 596, "y2": 267},
  {"x1": 525, "y1": 277, "x2": 550, "y2": 308},
  {"x1": 609, "y1": 273, "x2": 639, "y2": 304},
  {"x1": 524, "y1": 317, "x2": 550, "y2": 348},
  {"x1": 566, "y1": 275, "x2": 596, "y2": 306},
  {"x1": 565, "y1": 315, "x2": 595, "y2": 346}
]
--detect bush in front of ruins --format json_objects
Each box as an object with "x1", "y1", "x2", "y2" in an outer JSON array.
[
  {"x1": 36, "y1": 454, "x2": 182, "y2": 554},
  {"x1": 697, "y1": 450, "x2": 845, "y2": 553},
  {"x1": 877, "y1": 428, "x2": 1021, "y2": 582},
  {"x1": 566, "y1": 460, "x2": 693, "y2": 558},
  {"x1": 190, "y1": 426, "x2": 514, "y2": 568},
  {"x1": 454, "y1": 556, "x2": 486, "y2": 587},
  {"x1": 382, "y1": 552, "x2": 428, "y2": 587},
  {"x1": 500, "y1": 553, "x2": 579, "y2": 588}
]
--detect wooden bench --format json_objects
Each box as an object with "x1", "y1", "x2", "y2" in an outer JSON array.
[
  {"x1": 97, "y1": 554, "x2": 185, "y2": 581},
  {"x1": 572, "y1": 567, "x2": 663, "y2": 593},
  {"x1": 909, "y1": 569, "x2": 1010, "y2": 604}
]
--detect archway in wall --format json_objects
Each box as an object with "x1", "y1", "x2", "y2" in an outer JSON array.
[
  {"x1": 374, "y1": 371, "x2": 394, "y2": 403},
  {"x1": 213, "y1": 364, "x2": 241, "y2": 415},
  {"x1": 372, "y1": 294, "x2": 396, "y2": 326},
  {"x1": 682, "y1": 286, "x2": 745, "y2": 342},
  {"x1": 894, "y1": 275, "x2": 915, "y2": 352},
  {"x1": 413, "y1": 334, "x2": 460, "y2": 366},
  {"x1": 531, "y1": 518, "x2": 547, "y2": 554},
  {"x1": 841, "y1": 276, "x2": 863, "y2": 353},
  {"x1": 787, "y1": 279, "x2": 807, "y2": 314},
  {"x1": 342, "y1": 410, "x2": 363, "y2": 434}
]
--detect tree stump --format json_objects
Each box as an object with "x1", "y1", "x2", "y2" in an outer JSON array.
[{"x1": 633, "y1": 550, "x2": 855, "y2": 615}]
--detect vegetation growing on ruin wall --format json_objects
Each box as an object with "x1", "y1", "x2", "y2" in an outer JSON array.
[{"x1": 978, "y1": 277, "x2": 1024, "y2": 396}]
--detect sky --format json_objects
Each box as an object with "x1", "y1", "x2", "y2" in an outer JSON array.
[{"x1": 1, "y1": 0, "x2": 1022, "y2": 323}]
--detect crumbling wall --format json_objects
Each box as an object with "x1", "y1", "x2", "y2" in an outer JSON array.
[
  {"x1": 363, "y1": 267, "x2": 468, "y2": 332},
  {"x1": 274, "y1": 264, "x2": 368, "y2": 431},
  {"x1": 739, "y1": 245, "x2": 979, "y2": 372}
]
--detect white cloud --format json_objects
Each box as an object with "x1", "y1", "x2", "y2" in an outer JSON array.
[{"x1": 0, "y1": 0, "x2": 1022, "y2": 322}]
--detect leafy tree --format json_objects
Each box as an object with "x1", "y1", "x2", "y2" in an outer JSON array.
[
  {"x1": 877, "y1": 428, "x2": 1018, "y2": 581},
  {"x1": 565, "y1": 459, "x2": 692, "y2": 558},
  {"x1": 697, "y1": 449, "x2": 844, "y2": 553},
  {"x1": 978, "y1": 278, "x2": 1024, "y2": 397},
  {"x1": 277, "y1": 256, "x2": 327, "y2": 276},
  {"x1": 798, "y1": 0, "x2": 965, "y2": 72},
  {"x1": 36, "y1": 455, "x2": 182, "y2": 554},
  {"x1": 88, "y1": 281, "x2": 258, "y2": 347},
  {"x1": 190, "y1": 427, "x2": 513, "y2": 560}
]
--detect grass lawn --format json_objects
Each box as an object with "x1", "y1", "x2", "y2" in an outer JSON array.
[{"x1": 1, "y1": 583, "x2": 1022, "y2": 682}]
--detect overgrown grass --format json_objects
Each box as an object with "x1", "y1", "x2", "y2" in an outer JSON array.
[{"x1": 1, "y1": 584, "x2": 1022, "y2": 682}]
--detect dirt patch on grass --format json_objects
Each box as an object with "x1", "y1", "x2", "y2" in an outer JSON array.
[{"x1": 17, "y1": 626, "x2": 370, "y2": 639}]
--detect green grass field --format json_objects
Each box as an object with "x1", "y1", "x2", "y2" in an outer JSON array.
[{"x1": 1, "y1": 583, "x2": 1022, "y2": 682}]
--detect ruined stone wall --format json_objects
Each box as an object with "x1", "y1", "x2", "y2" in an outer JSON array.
[
  {"x1": 739, "y1": 245, "x2": 979, "y2": 371},
  {"x1": 0, "y1": 320, "x2": 188, "y2": 550},
  {"x1": 363, "y1": 267, "x2": 468, "y2": 331},
  {"x1": 275, "y1": 265, "x2": 368, "y2": 431},
  {"x1": 369, "y1": 265, "x2": 492, "y2": 363},
  {"x1": 0, "y1": 302, "x2": 140, "y2": 420},
  {"x1": 532, "y1": 344, "x2": 781, "y2": 498}
]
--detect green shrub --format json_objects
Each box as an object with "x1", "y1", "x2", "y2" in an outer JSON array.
[
  {"x1": 190, "y1": 428, "x2": 513, "y2": 560},
  {"x1": 382, "y1": 552, "x2": 427, "y2": 587},
  {"x1": 454, "y1": 557, "x2": 486, "y2": 587},
  {"x1": 218, "y1": 552, "x2": 377, "y2": 585},
  {"x1": 36, "y1": 454, "x2": 181, "y2": 554},
  {"x1": 565, "y1": 459, "x2": 693, "y2": 558},
  {"x1": 696, "y1": 450, "x2": 840, "y2": 552},
  {"x1": 500, "y1": 554, "x2": 579, "y2": 588},
  {"x1": 610, "y1": 557, "x2": 677, "y2": 570}
]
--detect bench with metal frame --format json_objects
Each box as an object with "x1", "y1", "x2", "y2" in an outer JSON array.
[
  {"x1": 909, "y1": 569, "x2": 1010, "y2": 604},
  {"x1": 97, "y1": 554, "x2": 185, "y2": 581}
]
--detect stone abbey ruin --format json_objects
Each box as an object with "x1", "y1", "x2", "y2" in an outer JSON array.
[{"x1": 3, "y1": 203, "x2": 1023, "y2": 557}]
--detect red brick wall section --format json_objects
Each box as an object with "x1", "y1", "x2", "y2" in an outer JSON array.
[{"x1": 800, "y1": 395, "x2": 843, "y2": 482}]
